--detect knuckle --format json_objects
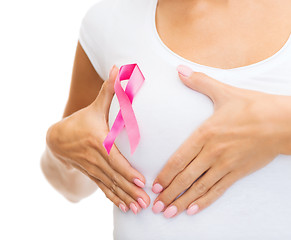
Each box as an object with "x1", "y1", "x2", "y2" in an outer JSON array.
[
  {"x1": 104, "y1": 191, "x2": 112, "y2": 200},
  {"x1": 205, "y1": 124, "x2": 216, "y2": 139},
  {"x1": 194, "y1": 182, "x2": 208, "y2": 194},
  {"x1": 107, "y1": 148, "x2": 121, "y2": 166},
  {"x1": 189, "y1": 138, "x2": 202, "y2": 151},
  {"x1": 220, "y1": 159, "x2": 235, "y2": 170},
  {"x1": 213, "y1": 185, "x2": 225, "y2": 196},
  {"x1": 110, "y1": 183, "x2": 118, "y2": 194},
  {"x1": 111, "y1": 173, "x2": 119, "y2": 187},
  {"x1": 159, "y1": 191, "x2": 174, "y2": 204},
  {"x1": 199, "y1": 124, "x2": 215, "y2": 141},
  {"x1": 210, "y1": 145, "x2": 225, "y2": 158},
  {"x1": 107, "y1": 154, "x2": 116, "y2": 166},
  {"x1": 171, "y1": 152, "x2": 186, "y2": 170},
  {"x1": 101, "y1": 185, "x2": 112, "y2": 199},
  {"x1": 176, "y1": 172, "x2": 192, "y2": 187}
]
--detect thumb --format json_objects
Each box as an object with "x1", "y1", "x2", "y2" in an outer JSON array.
[
  {"x1": 176, "y1": 64, "x2": 232, "y2": 106},
  {"x1": 94, "y1": 64, "x2": 119, "y2": 115}
]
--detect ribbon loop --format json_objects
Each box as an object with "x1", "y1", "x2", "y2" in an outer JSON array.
[{"x1": 103, "y1": 63, "x2": 145, "y2": 155}]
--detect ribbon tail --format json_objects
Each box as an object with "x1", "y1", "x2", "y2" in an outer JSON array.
[
  {"x1": 115, "y1": 79, "x2": 140, "y2": 155},
  {"x1": 121, "y1": 105, "x2": 140, "y2": 155},
  {"x1": 103, "y1": 110, "x2": 125, "y2": 154}
]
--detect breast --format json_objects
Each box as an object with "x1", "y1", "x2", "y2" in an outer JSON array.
[
  {"x1": 107, "y1": 63, "x2": 291, "y2": 184},
  {"x1": 108, "y1": 67, "x2": 216, "y2": 186},
  {"x1": 109, "y1": 66, "x2": 291, "y2": 240}
]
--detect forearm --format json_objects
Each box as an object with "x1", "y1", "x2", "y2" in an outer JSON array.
[{"x1": 40, "y1": 144, "x2": 98, "y2": 202}]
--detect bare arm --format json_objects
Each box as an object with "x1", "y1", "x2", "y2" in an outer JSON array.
[{"x1": 40, "y1": 41, "x2": 104, "y2": 203}]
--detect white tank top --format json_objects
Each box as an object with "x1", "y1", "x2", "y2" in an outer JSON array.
[{"x1": 79, "y1": 0, "x2": 291, "y2": 239}]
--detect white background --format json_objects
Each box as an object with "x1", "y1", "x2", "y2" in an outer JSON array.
[{"x1": 0, "y1": 0, "x2": 114, "y2": 239}]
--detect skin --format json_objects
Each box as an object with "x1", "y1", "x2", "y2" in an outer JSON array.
[
  {"x1": 155, "y1": 0, "x2": 291, "y2": 69},
  {"x1": 41, "y1": 42, "x2": 150, "y2": 213},
  {"x1": 151, "y1": 0, "x2": 291, "y2": 218},
  {"x1": 152, "y1": 69, "x2": 291, "y2": 218},
  {"x1": 41, "y1": 0, "x2": 291, "y2": 218}
]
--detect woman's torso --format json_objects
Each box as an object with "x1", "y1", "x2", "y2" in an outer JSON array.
[{"x1": 79, "y1": 0, "x2": 291, "y2": 239}]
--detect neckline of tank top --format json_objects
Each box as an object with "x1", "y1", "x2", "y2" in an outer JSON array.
[{"x1": 151, "y1": 0, "x2": 291, "y2": 72}]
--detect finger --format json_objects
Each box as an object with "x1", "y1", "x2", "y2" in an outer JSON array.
[
  {"x1": 96, "y1": 135, "x2": 147, "y2": 189},
  {"x1": 72, "y1": 136, "x2": 150, "y2": 209},
  {"x1": 176, "y1": 65, "x2": 234, "y2": 107},
  {"x1": 109, "y1": 144, "x2": 147, "y2": 187},
  {"x1": 88, "y1": 64, "x2": 148, "y2": 189},
  {"x1": 94, "y1": 154, "x2": 150, "y2": 209},
  {"x1": 161, "y1": 165, "x2": 230, "y2": 218},
  {"x1": 79, "y1": 147, "x2": 150, "y2": 209},
  {"x1": 70, "y1": 161, "x2": 143, "y2": 214},
  {"x1": 94, "y1": 176, "x2": 142, "y2": 215},
  {"x1": 151, "y1": 150, "x2": 214, "y2": 215},
  {"x1": 94, "y1": 64, "x2": 119, "y2": 117},
  {"x1": 152, "y1": 127, "x2": 206, "y2": 194},
  {"x1": 94, "y1": 178, "x2": 129, "y2": 213},
  {"x1": 186, "y1": 171, "x2": 240, "y2": 215}
]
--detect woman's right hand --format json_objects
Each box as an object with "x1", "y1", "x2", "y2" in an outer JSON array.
[{"x1": 46, "y1": 65, "x2": 150, "y2": 214}]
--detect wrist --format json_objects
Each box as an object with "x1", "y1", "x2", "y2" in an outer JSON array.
[{"x1": 46, "y1": 123, "x2": 73, "y2": 170}]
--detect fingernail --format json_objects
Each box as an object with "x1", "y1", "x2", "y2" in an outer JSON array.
[
  {"x1": 133, "y1": 178, "x2": 145, "y2": 188},
  {"x1": 164, "y1": 205, "x2": 177, "y2": 218},
  {"x1": 176, "y1": 65, "x2": 193, "y2": 78},
  {"x1": 119, "y1": 203, "x2": 128, "y2": 213},
  {"x1": 186, "y1": 203, "x2": 199, "y2": 215},
  {"x1": 130, "y1": 203, "x2": 138, "y2": 214},
  {"x1": 137, "y1": 197, "x2": 147, "y2": 209},
  {"x1": 152, "y1": 200, "x2": 164, "y2": 213},
  {"x1": 152, "y1": 183, "x2": 163, "y2": 194}
]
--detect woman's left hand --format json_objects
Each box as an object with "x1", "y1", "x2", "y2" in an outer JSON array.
[{"x1": 151, "y1": 65, "x2": 291, "y2": 218}]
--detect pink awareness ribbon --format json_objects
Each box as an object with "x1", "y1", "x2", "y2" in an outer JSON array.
[{"x1": 103, "y1": 63, "x2": 145, "y2": 155}]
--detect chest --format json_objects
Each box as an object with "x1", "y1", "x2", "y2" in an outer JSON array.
[{"x1": 155, "y1": 0, "x2": 291, "y2": 69}]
